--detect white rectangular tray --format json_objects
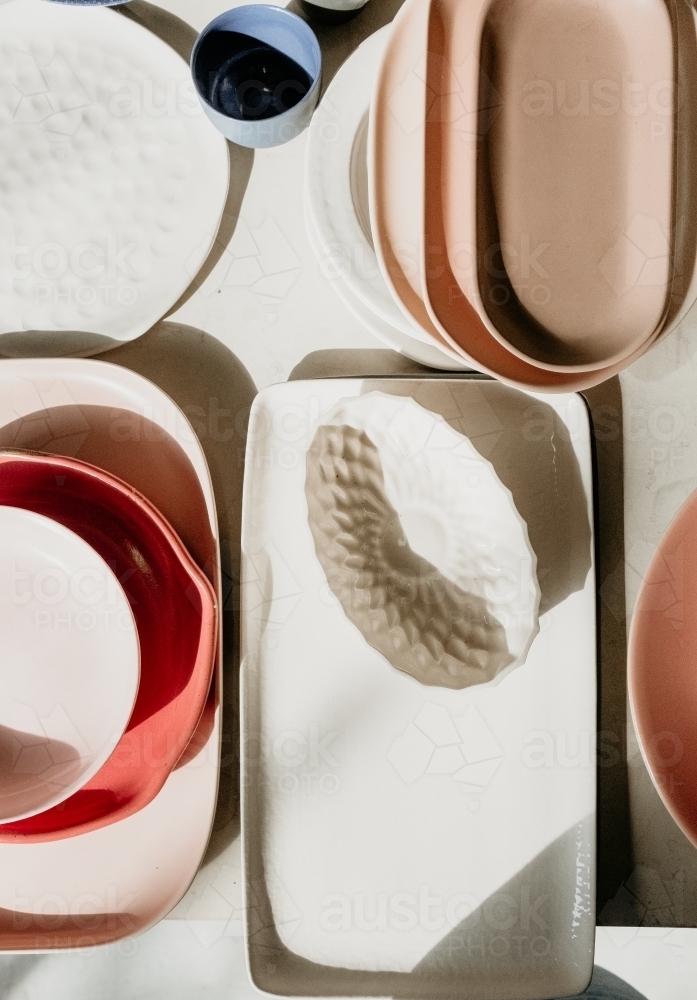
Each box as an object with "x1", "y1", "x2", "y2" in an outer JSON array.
[{"x1": 241, "y1": 378, "x2": 596, "y2": 998}]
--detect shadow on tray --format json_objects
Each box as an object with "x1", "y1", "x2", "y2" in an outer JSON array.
[
  {"x1": 101, "y1": 321, "x2": 258, "y2": 860},
  {"x1": 291, "y1": 352, "x2": 638, "y2": 923}
]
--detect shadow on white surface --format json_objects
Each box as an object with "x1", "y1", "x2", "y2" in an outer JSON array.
[
  {"x1": 0, "y1": 930, "x2": 682, "y2": 1000},
  {"x1": 0, "y1": 924, "x2": 257, "y2": 1000},
  {"x1": 102, "y1": 321, "x2": 257, "y2": 865}
]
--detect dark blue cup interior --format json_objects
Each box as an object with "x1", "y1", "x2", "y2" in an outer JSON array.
[{"x1": 193, "y1": 6, "x2": 321, "y2": 123}]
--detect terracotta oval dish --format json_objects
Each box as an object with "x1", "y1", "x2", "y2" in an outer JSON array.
[
  {"x1": 0, "y1": 506, "x2": 139, "y2": 824},
  {"x1": 425, "y1": 0, "x2": 697, "y2": 372},
  {"x1": 0, "y1": 451, "x2": 218, "y2": 842},
  {"x1": 371, "y1": 0, "x2": 697, "y2": 380},
  {"x1": 629, "y1": 489, "x2": 697, "y2": 848}
]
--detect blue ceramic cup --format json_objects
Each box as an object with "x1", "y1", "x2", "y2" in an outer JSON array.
[{"x1": 191, "y1": 5, "x2": 322, "y2": 149}]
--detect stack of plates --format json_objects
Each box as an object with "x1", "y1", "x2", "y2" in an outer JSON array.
[
  {"x1": 0, "y1": 359, "x2": 222, "y2": 950},
  {"x1": 305, "y1": 29, "x2": 466, "y2": 371},
  {"x1": 307, "y1": 0, "x2": 697, "y2": 388}
]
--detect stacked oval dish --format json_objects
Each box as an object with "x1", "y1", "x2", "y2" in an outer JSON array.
[
  {"x1": 307, "y1": 0, "x2": 697, "y2": 389},
  {"x1": 0, "y1": 359, "x2": 222, "y2": 951}
]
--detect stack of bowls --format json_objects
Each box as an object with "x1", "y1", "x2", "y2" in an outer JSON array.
[
  {"x1": 308, "y1": 0, "x2": 697, "y2": 389},
  {"x1": 0, "y1": 450, "x2": 218, "y2": 842}
]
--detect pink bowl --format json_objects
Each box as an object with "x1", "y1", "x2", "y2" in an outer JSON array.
[
  {"x1": 629, "y1": 488, "x2": 697, "y2": 848},
  {"x1": 0, "y1": 451, "x2": 218, "y2": 843}
]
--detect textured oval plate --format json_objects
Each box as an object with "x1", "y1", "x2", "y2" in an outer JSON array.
[
  {"x1": 0, "y1": 0, "x2": 228, "y2": 355},
  {"x1": 0, "y1": 450, "x2": 217, "y2": 843},
  {"x1": 0, "y1": 505, "x2": 139, "y2": 823},
  {"x1": 629, "y1": 488, "x2": 697, "y2": 848}
]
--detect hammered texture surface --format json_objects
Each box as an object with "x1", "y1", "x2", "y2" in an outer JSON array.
[
  {"x1": 0, "y1": 0, "x2": 228, "y2": 343},
  {"x1": 305, "y1": 392, "x2": 540, "y2": 686}
]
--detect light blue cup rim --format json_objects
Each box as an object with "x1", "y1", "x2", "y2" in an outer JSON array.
[{"x1": 190, "y1": 4, "x2": 323, "y2": 126}]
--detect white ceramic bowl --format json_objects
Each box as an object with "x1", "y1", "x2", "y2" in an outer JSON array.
[{"x1": 0, "y1": 506, "x2": 139, "y2": 823}]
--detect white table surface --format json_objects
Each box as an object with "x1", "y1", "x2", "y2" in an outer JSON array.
[
  {"x1": 5, "y1": 0, "x2": 697, "y2": 995},
  {"x1": 0, "y1": 926, "x2": 693, "y2": 1000}
]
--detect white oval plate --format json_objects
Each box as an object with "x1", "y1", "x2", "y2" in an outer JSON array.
[
  {"x1": 0, "y1": 0, "x2": 229, "y2": 355},
  {"x1": 305, "y1": 26, "x2": 464, "y2": 370},
  {"x1": 304, "y1": 196, "x2": 466, "y2": 370},
  {"x1": 0, "y1": 505, "x2": 139, "y2": 823}
]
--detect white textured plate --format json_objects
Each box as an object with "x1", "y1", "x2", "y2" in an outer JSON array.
[
  {"x1": 0, "y1": 506, "x2": 139, "y2": 824},
  {"x1": 0, "y1": 0, "x2": 229, "y2": 356},
  {"x1": 0, "y1": 359, "x2": 221, "y2": 951},
  {"x1": 304, "y1": 28, "x2": 464, "y2": 371},
  {"x1": 242, "y1": 378, "x2": 596, "y2": 998}
]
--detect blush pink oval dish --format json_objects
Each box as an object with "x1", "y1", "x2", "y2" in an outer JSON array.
[
  {"x1": 369, "y1": 0, "x2": 697, "y2": 386},
  {"x1": 0, "y1": 451, "x2": 218, "y2": 843},
  {"x1": 629, "y1": 489, "x2": 697, "y2": 848}
]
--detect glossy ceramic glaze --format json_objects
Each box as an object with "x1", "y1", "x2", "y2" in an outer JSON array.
[
  {"x1": 0, "y1": 359, "x2": 221, "y2": 949},
  {"x1": 0, "y1": 0, "x2": 228, "y2": 356},
  {"x1": 0, "y1": 452, "x2": 217, "y2": 843},
  {"x1": 0, "y1": 507, "x2": 139, "y2": 824},
  {"x1": 242, "y1": 379, "x2": 596, "y2": 997},
  {"x1": 629, "y1": 488, "x2": 697, "y2": 849}
]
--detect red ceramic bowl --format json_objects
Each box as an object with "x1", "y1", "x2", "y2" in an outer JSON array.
[
  {"x1": 0, "y1": 451, "x2": 218, "y2": 842},
  {"x1": 628, "y1": 488, "x2": 697, "y2": 847}
]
